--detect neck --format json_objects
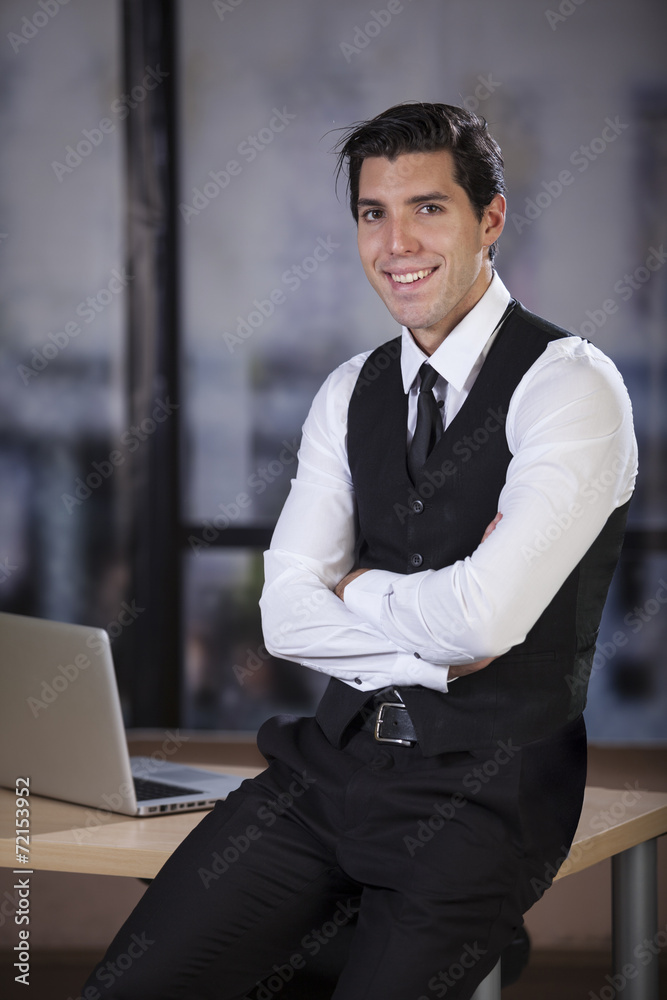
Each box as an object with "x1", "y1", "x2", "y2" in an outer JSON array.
[{"x1": 409, "y1": 263, "x2": 494, "y2": 356}]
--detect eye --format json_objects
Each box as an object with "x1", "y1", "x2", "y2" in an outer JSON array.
[
  {"x1": 419, "y1": 204, "x2": 442, "y2": 215},
  {"x1": 360, "y1": 208, "x2": 384, "y2": 221}
]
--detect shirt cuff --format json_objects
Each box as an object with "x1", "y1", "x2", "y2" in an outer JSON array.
[
  {"x1": 344, "y1": 572, "x2": 450, "y2": 693},
  {"x1": 343, "y1": 569, "x2": 398, "y2": 628},
  {"x1": 395, "y1": 652, "x2": 451, "y2": 693}
]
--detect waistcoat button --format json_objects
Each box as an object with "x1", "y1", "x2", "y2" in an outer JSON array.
[
  {"x1": 410, "y1": 553, "x2": 423, "y2": 568},
  {"x1": 411, "y1": 499, "x2": 424, "y2": 513}
]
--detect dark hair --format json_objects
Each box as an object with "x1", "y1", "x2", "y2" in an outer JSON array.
[{"x1": 334, "y1": 102, "x2": 506, "y2": 261}]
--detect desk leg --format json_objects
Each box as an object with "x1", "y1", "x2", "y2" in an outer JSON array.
[
  {"x1": 471, "y1": 960, "x2": 501, "y2": 1000},
  {"x1": 612, "y1": 839, "x2": 659, "y2": 1000}
]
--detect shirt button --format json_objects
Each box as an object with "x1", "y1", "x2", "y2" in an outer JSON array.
[
  {"x1": 411, "y1": 499, "x2": 424, "y2": 514},
  {"x1": 354, "y1": 677, "x2": 362, "y2": 685},
  {"x1": 414, "y1": 652, "x2": 421, "y2": 659},
  {"x1": 410, "y1": 553, "x2": 423, "y2": 568}
]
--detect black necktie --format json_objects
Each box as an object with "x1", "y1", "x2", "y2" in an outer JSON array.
[{"x1": 408, "y1": 362, "x2": 443, "y2": 483}]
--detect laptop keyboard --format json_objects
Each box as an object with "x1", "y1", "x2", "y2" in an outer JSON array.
[{"x1": 133, "y1": 776, "x2": 204, "y2": 801}]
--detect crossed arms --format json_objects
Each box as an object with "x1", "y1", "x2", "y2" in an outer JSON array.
[{"x1": 259, "y1": 338, "x2": 637, "y2": 694}]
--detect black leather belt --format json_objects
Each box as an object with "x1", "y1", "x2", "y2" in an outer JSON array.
[{"x1": 361, "y1": 699, "x2": 418, "y2": 746}]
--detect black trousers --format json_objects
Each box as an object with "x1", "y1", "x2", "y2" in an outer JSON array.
[{"x1": 80, "y1": 713, "x2": 586, "y2": 1000}]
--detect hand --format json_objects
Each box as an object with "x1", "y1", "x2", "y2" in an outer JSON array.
[
  {"x1": 480, "y1": 511, "x2": 502, "y2": 543},
  {"x1": 336, "y1": 513, "x2": 503, "y2": 658},
  {"x1": 448, "y1": 656, "x2": 495, "y2": 679},
  {"x1": 334, "y1": 567, "x2": 370, "y2": 601}
]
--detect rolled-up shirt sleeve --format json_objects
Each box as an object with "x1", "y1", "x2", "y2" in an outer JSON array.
[
  {"x1": 260, "y1": 354, "x2": 451, "y2": 693},
  {"x1": 343, "y1": 339, "x2": 638, "y2": 663}
]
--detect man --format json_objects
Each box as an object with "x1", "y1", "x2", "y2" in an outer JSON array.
[{"x1": 82, "y1": 102, "x2": 637, "y2": 1000}]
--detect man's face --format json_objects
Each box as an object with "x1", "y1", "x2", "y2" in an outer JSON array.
[{"x1": 356, "y1": 150, "x2": 505, "y2": 350}]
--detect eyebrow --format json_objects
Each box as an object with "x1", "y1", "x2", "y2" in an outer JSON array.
[{"x1": 357, "y1": 191, "x2": 452, "y2": 209}]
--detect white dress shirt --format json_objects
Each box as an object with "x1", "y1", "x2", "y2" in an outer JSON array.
[{"x1": 259, "y1": 273, "x2": 638, "y2": 694}]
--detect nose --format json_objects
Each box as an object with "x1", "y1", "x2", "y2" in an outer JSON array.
[{"x1": 385, "y1": 215, "x2": 420, "y2": 255}]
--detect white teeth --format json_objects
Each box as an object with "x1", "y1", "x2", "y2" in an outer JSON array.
[{"x1": 390, "y1": 268, "x2": 434, "y2": 283}]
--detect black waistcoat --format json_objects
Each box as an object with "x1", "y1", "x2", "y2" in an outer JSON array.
[{"x1": 315, "y1": 301, "x2": 630, "y2": 755}]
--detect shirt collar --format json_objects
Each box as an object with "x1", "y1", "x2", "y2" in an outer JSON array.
[{"x1": 400, "y1": 271, "x2": 512, "y2": 393}]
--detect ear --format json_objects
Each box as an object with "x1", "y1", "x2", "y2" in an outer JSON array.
[{"x1": 482, "y1": 193, "x2": 505, "y2": 250}]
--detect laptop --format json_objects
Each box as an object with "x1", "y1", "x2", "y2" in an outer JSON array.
[{"x1": 0, "y1": 611, "x2": 247, "y2": 816}]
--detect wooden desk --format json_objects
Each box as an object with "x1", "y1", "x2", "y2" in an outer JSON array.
[
  {"x1": 0, "y1": 764, "x2": 260, "y2": 879},
  {"x1": 2, "y1": 782, "x2": 665, "y2": 999},
  {"x1": 1, "y1": 780, "x2": 664, "y2": 882}
]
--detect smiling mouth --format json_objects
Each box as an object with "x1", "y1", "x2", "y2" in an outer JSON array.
[{"x1": 387, "y1": 267, "x2": 437, "y2": 285}]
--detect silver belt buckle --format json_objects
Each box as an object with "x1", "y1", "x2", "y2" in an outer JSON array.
[{"x1": 374, "y1": 702, "x2": 414, "y2": 746}]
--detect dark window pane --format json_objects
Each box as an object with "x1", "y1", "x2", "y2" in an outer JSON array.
[
  {"x1": 183, "y1": 548, "x2": 328, "y2": 730},
  {"x1": 0, "y1": 0, "x2": 126, "y2": 628}
]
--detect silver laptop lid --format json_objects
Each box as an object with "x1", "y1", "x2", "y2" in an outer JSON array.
[{"x1": 0, "y1": 611, "x2": 139, "y2": 815}]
